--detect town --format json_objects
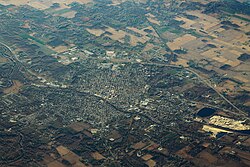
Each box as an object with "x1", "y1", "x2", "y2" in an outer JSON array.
[{"x1": 0, "y1": 0, "x2": 250, "y2": 166}]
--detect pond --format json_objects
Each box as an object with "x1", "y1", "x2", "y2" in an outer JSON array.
[{"x1": 197, "y1": 107, "x2": 216, "y2": 117}]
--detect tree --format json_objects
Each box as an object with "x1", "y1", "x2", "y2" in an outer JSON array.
[{"x1": 51, "y1": 3, "x2": 60, "y2": 9}]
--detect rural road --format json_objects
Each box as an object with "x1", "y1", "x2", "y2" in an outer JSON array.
[
  {"x1": 107, "y1": 58, "x2": 246, "y2": 115},
  {"x1": 0, "y1": 41, "x2": 246, "y2": 116}
]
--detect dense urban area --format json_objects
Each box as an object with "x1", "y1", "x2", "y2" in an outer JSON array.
[{"x1": 0, "y1": 0, "x2": 250, "y2": 166}]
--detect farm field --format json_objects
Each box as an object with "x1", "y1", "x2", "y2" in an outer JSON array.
[
  {"x1": 0, "y1": 0, "x2": 93, "y2": 10},
  {"x1": 3, "y1": 80, "x2": 23, "y2": 94},
  {"x1": 0, "y1": 0, "x2": 250, "y2": 167}
]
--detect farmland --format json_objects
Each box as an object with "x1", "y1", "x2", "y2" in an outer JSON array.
[{"x1": 0, "y1": 0, "x2": 250, "y2": 167}]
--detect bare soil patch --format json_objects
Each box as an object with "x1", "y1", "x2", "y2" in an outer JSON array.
[
  {"x1": 3, "y1": 80, "x2": 23, "y2": 94},
  {"x1": 167, "y1": 34, "x2": 197, "y2": 50}
]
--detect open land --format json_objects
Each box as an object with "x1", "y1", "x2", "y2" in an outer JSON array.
[{"x1": 0, "y1": 0, "x2": 250, "y2": 167}]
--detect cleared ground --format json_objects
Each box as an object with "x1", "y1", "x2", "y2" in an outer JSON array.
[
  {"x1": 3, "y1": 80, "x2": 23, "y2": 94},
  {"x1": 0, "y1": 0, "x2": 93, "y2": 10}
]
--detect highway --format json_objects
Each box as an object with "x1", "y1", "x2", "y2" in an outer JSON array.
[
  {"x1": 0, "y1": 41, "x2": 246, "y2": 116},
  {"x1": 107, "y1": 58, "x2": 246, "y2": 116}
]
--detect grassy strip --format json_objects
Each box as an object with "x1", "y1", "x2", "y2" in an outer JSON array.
[
  {"x1": 20, "y1": 33, "x2": 45, "y2": 45},
  {"x1": 50, "y1": 8, "x2": 72, "y2": 15},
  {"x1": 233, "y1": 15, "x2": 250, "y2": 22}
]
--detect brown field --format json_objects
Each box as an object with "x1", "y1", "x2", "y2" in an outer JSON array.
[
  {"x1": 0, "y1": 57, "x2": 8, "y2": 63},
  {"x1": 225, "y1": 59, "x2": 241, "y2": 67},
  {"x1": 216, "y1": 66, "x2": 250, "y2": 92},
  {"x1": 42, "y1": 155, "x2": 54, "y2": 164},
  {"x1": 196, "y1": 150, "x2": 218, "y2": 164},
  {"x1": 132, "y1": 141, "x2": 148, "y2": 150},
  {"x1": 143, "y1": 43, "x2": 155, "y2": 52},
  {"x1": 58, "y1": 11, "x2": 77, "y2": 18},
  {"x1": 176, "y1": 83, "x2": 195, "y2": 93},
  {"x1": 142, "y1": 26, "x2": 159, "y2": 38},
  {"x1": 211, "y1": 56, "x2": 241, "y2": 67},
  {"x1": 105, "y1": 27, "x2": 126, "y2": 43},
  {"x1": 213, "y1": 27, "x2": 225, "y2": 33},
  {"x1": 186, "y1": 10, "x2": 218, "y2": 23},
  {"x1": 201, "y1": 48, "x2": 221, "y2": 58},
  {"x1": 147, "y1": 17, "x2": 160, "y2": 25},
  {"x1": 56, "y1": 146, "x2": 70, "y2": 156},
  {"x1": 47, "y1": 160, "x2": 66, "y2": 167},
  {"x1": 62, "y1": 152, "x2": 81, "y2": 165},
  {"x1": 240, "y1": 23, "x2": 250, "y2": 33},
  {"x1": 69, "y1": 122, "x2": 91, "y2": 132},
  {"x1": 3, "y1": 80, "x2": 23, "y2": 94},
  {"x1": 21, "y1": 22, "x2": 31, "y2": 29},
  {"x1": 234, "y1": 63, "x2": 250, "y2": 72},
  {"x1": 244, "y1": 101, "x2": 250, "y2": 107},
  {"x1": 167, "y1": 34, "x2": 197, "y2": 50},
  {"x1": 175, "y1": 16, "x2": 196, "y2": 29},
  {"x1": 236, "y1": 14, "x2": 250, "y2": 20},
  {"x1": 190, "y1": 0, "x2": 217, "y2": 5},
  {"x1": 218, "y1": 29, "x2": 243, "y2": 42},
  {"x1": 57, "y1": 56, "x2": 70, "y2": 65},
  {"x1": 51, "y1": 45, "x2": 69, "y2": 53},
  {"x1": 129, "y1": 34, "x2": 150, "y2": 46},
  {"x1": 111, "y1": 0, "x2": 125, "y2": 5},
  {"x1": 205, "y1": 24, "x2": 221, "y2": 33},
  {"x1": 145, "y1": 13, "x2": 160, "y2": 25},
  {"x1": 0, "y1": 0, "x2": 51, "y2": 10},
  {"x1": 0, "y1": 0, "x2": 93, "y2": 10},
  {"x1": 231, "y1": 17, "x2": 248, "y2": 27},
  {"x1": 214, "y1": 34, "x2": 250, "y2": 53},
  {"x1": 176, "y1": 146, "x2": 193, "y2": 159},
  {"x1": 127, "y1": 27, "x2": 148, "y2": 36},
  {"x1": 145, "y1": 13, "x2": 156, "y2": 18},
  {"x1": 233, "y1": 75, "x2": 249, "y2": 83},
  {"x1": 169, "y1": 9, "x2": 250, "y2": 101},
  {"x1": 56, "y1": 145, "x2": 86, "y2": 166},
  {"x1": 220, "y1": 147, "x2": 250, "y2": 165},
  {"x1": 110, "y1": 0, "x2": 146, "y2": 6},
  {"x1": 104, "y1": 26, "x2": 150, "y2": 46},
  {"x1": 229, "y1": 49, "x2": 243, "y2": 56},
  {"x1": 182, "y1": 10, "x2": 219, "y2": 31},
  {"x1": 86, "y1": 28, "x2": 105, "y2": 36},
  {"x1": 232, "y1": 36, "x2": 250, "y2": 51},
  {"x1": 91, "y1": 152, "x2": 106, "y2": 160},
  {"x1": 218, "y1": 71, "x2": 250, "y2": 91},
  {"x1": 141, "y1": 154, "x2": 153, "y2": 161},
  {"x1": 181, "y1": 38, "x2": 207, "y2": 51},
  {"x1": 171, "y1": 58, "x2": 189, "y2": 67},
  {"x1": 241, "y1": 85, "x2": 250, "y2": 92},
  {"x1": 217, "y1": 80, "x2": 238, "y2": 94},
  {"x1": 190, "y1": 21, "x2": 218, "y2": 32},
  {"x1": 201, "y1": 21, "x2": 218, "y2": 31},
  {"x1": 242, "y1": 138, "x2": 250, "y2": 147},
  {"x1": 146, "y1": 159, "x2": 156, "y2": 167}
]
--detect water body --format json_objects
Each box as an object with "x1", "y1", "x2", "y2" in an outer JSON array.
[
  {"x1": 216, "y1": 132, "x2": 227, "y2": 139},
  {"x1": 236, "y1": 130, "x2": 250, "y2": 135},
  {"x1": 197, "y1": 107, "x2": 216, "y2": 117}
]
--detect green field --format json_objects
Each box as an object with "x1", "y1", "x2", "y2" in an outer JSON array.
[{"x1": 20, "y1": 34, "x2": 45, "y2": 45}]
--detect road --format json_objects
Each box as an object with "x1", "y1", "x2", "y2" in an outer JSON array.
[
  {"x1": 107, "y1": 58, "x2": 246, "y2": 115},
  {"x1": 0, "y1": 41, "x2": 246, "y2": 116},
  {"x1": 0, "y1": 41, "x2": 52, "y2": 84}
]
